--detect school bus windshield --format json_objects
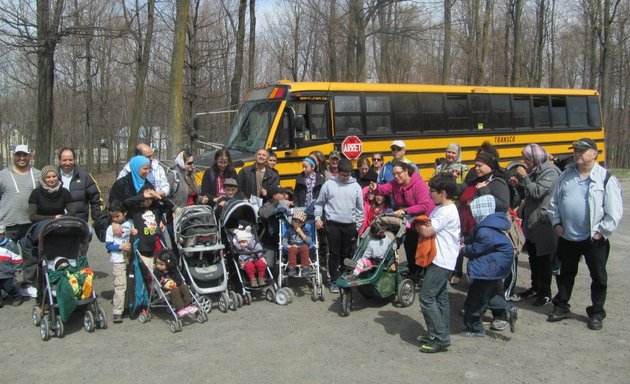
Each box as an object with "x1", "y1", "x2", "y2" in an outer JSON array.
[{"x1": 225, "y1": 100, "x2": 281, "y2": 153}]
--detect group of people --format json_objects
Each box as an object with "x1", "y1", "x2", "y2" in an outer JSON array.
[{"x1": 0, "y1": 137, "x2": 623, "y2": 352}]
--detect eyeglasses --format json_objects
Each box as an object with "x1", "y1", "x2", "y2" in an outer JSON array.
[
  {"x1": 186, "y1": 161, "x2": 194, "y2": 165},
  {"x1": 391, "y1": 147, "x2": 403, "y2": 152},
  {"x1": 393, "y1": 170, "x2": 405, "y2": 177},
  {"x1": 372, "y1": 157, "x2": 382, "y2": 162}
]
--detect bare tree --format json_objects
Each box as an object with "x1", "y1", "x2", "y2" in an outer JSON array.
[{"x1": 168, "y1": 0, "x2": 189, "y2": 156}]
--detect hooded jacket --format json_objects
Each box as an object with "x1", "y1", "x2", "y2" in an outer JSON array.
[
  {"x1": 314, "y1": 175, "x2": 364, "y2": 231},
  {"x1": 463, "y1": 212, "x2": 513, "y2": 280},
  {"x1": 60, "y1": 167, "x2": 103, "y2": 222},
  {"x1": 374, "y1": 172, "x2": 435, "y2": 217}
]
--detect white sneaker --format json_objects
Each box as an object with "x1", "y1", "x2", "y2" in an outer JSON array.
[
  {"x1": 505, "y1": 293, "x2": 521, "y2": 302},
  {"x1": 20, "y1": 286, "x2": 37, "y2": 298},
  {"x1": 490, "y1": 319, "x2": 509, "y2": 331}
]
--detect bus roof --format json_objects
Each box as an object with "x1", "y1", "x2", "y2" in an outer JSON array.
[{"x1": 274, "y1": 80, "x2": 599, "y2": 96}]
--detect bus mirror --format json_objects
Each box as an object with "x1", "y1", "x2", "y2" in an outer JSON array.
[{"x1": 294, "y1": 115, "x2": 305, "y2": 144}]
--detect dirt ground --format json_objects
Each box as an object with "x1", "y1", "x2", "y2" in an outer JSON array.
[{"x1": 1, "y1": 176, "x2": 629, "y2": 384}]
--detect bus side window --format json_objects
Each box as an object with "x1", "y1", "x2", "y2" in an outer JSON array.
[{"x1": 272, "y1": 110, "x2": 291, "y2": 149}]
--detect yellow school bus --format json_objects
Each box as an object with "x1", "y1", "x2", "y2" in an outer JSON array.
[{"x1": 194, "y1": 81, "x2": 604, "y2": 185}]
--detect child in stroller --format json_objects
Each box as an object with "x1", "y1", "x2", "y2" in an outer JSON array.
[
  {"x1": 283, "y1": 210, "x2": 311, "y2": 277},
  {"x1": 233, "y1": 225, "x2": 267, "y2": 287},
  {"x1": 343, "y1": 221, "x2": 392, "y2": 280},
  {"x1": 153, "y1": 250, "x2": 199, "y2": 318}
]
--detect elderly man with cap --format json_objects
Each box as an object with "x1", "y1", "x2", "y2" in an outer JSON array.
[
  {"x1": 314, "y1": 158, "x2": 364, "y2": 293},
  {"x1": 377, "y1": 140, "x2": 418, "y2": 184},
  {"x1": 547, "y1": 138, "x2": 623, "y2": 330},
  {"x1": 0, "y1": 145, "x2": 41, "y2": 242}
]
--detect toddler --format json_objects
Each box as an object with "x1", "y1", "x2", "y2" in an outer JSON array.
[
  {"x1": 104, "y1": 200, "x2": 137, "y2": 323},
  {"x1": 283, "y1": 210, "x2": 311, "y2": 276},
  {"x1": 343, "y1": 221, "x2": 392, "y2": 280},
  {"x1": 233, "y1": 225, "x2": 267, "y2": 287},
  {"x1": 0, "y1": 224, "x2": 23, "y2": 307},
  {"x1": 153, "y1": 250, "x2": 198, "y2": 318}
]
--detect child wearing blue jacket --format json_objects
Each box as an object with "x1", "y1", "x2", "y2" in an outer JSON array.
[{"x1": 461, "y1": 195, "x2": 518, "y2": 337}]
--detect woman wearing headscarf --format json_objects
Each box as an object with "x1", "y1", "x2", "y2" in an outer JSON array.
[
  {"x1": 168, "y1": 150, "x2": 208, "y2": 211},
  {"x1": 109, "y1": 156, "x2": 161, "y2": 207},
  {"x1": 433, "y1": 143, "x2": 468, "y2": 184},
  {"x1": 28, "y1": 165, "x2": 75, "y2": 222},
  {"x1": 511, "y1": 144, "x2": 560, "y2": 306}
]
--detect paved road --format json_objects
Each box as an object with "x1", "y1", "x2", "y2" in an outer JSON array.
[{"x1": 2, "y1": 180, "x2": 629, "y2": 384}]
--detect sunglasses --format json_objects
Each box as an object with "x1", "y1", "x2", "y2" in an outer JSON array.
[
  {"x1": 372, "y1": 157, "x2": 382, "y2": 161},
  {"x1": 391, "y1": 147, "x2": 403, "y2": 152},
  {"x1": 186, "y1": 161, "x2": 194, "y2": 165}
]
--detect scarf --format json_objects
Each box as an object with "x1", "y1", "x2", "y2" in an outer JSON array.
[
  {"x1": 40, "y1": 165, "x2": 61, "y2": 193},
  {"x1": 522, "y1": 143, "x2": 549, "y2": 175},
  {"x1": 129, "y1": 156, "x2": 150, "y2": 193}
]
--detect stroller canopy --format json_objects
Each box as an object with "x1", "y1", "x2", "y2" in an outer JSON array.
[
  {"x1": 38, "y1": 217, "x2": 91, "y2": 258},
  {"x1": 174, "y1": 205, "x2": 223, "y2": 251},
  {"x1": 220, "y1": 200, "x2": 258, "y2": 232}
]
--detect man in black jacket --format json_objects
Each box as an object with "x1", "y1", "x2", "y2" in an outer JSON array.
[
  {"x1": 237, "y1": 148, "x2": 280, "y2": 203},
  {"x1": 58, "y1": 148, "x2": 103, "y2": 222}
]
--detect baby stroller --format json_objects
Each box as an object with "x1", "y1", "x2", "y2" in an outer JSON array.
[
  {"x1": 277, "y1": 209, "x2": 324, "y2": 302},
  {"x1": 31, "y1": 217, "x2": 107, "y2": 340},
  {"x1": 135, "y1": 242, "x2": 208, "y2": 333},
  {"x1": 174, "y1": 205, "x2": 237, "y2": 314},
  {"x1": 335, "y1": 215, "x2": 416, "y2": 317},
  {"x1": 220, "y1": 200, "x2": 290, "y2": 305}
]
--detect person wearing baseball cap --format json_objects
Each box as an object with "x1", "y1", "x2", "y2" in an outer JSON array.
[
  {"x1": 377, "y1": 140, "x2": 418, "y2": 184},
  {"x1": 328, "y1": 150, "x2": 342, "y2": 177},
  {"x1": 547, "y1": 137, "x2": 623, "y2": 330}
]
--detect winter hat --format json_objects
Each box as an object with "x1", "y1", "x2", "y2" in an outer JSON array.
[
  {"x1": 224, "y1": 178, "x2": 238, "y2": 187},
  {"x1": 292, "y1": 210, "x2": 307, "y2": 223},
  {"x1": 234, "y1": 225, "x2": 254, "y2": 244},
  {"x1": 471, "y1": 195, "x2": 496, "y2": 223},
  {"x1": 53, "y1": 256, "x2": 70, "y2": 270},
  {"x1": 474, "y1": 152, "x2": 498, "y2": 170},
  {"x1": 41, "y1": 165, "x2": 59, "y2": 182}
]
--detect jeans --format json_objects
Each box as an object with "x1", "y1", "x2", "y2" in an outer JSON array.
[
  {"x1": 325, "y1": 221, "x2": 357, "y2": 282},
  {"x1": 464, "y1": 279, "x2": 511, "y2": 333},
  {"x1": 553, "y1": 237, "x2": 609, "y2": 319},
  {"x1": 419, "y1": 264, "x2": 452, "y2": 345}
]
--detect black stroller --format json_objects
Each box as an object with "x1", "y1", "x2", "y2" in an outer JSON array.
[{"x1": 31, "y1": 218, "x2": 107, "y2": 340}]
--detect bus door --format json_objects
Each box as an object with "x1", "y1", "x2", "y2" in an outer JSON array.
[{"x1": 270, "y1": 101, "x2": 330, "y2": 152}]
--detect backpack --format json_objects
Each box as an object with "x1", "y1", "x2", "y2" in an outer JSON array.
[
  {"x1": 159, "y1": 161, "x2": 180, "y2": 198},
  {"x1": 504, "y1": 209, "x2": 525, "y2": 256}
]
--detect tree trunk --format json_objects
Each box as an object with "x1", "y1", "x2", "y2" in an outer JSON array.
[
  {"x1": 127, "y1": 0, "x2": 155, "y2": 160},
  {"x1": 327, "y1": 0, "x2": 337, "y2": 81},
  {"x1": 510, "y1": 0, "x2": 523, "y2": 87},
  {"x1": 229, "y1": 0, "x2": 247, "y2": 109},
  {"x1": 247, "y1": 0, "x2": 256, "y2": 91},
  {"x1": 441, "y1": 0, "x2": 453, "y2": 84},
  {"x1": 35, "y1": 0, "x2": 64, "y2": 168},
  {"x1": 168, "y1": 0, "x2": 189, "y2": 157}
]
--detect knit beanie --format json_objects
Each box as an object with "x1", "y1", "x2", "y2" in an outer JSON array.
[{"x1": 474, "y1": 152, "x2": 498, "y2": 170}]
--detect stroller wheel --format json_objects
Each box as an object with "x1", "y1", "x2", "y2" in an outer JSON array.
[
  {"x1": 32, "y1": 307, "x2": 42, "y2": 327},
  {"x1": 397, "y1": 278, "x2": 416, "y2": 307},
  {"x1": 340, "y1": 288, "x2": 352, "y2": 317},
  {"x1": 218, "y1": 292, "x2": 230, "y2": 313},
  {"x1": 54, "y1": 315, "x2": 64, "y2": 338},
  {"x1": 169, "y1": 320, "x2": 180, "y2": 333},
  {"x1": 275, "y1": 288, "x2": 290, "y2": 306},
  {"x1": 285, "y1": 287, "x2": 295, "y2": 303},
  {"x1": 236, "y1": 293, "x2": 243, "y2": 308},
  {"x1": 198, "y1": 296, "x2": 212, "y2": 314},
  {"x1": 40, "y1": 319, "x2": 51, "y2": 341},
  {"x1": 195, "y1": 310, "x2": 207, "y2": 323},
  {"x1": 84, "y1": 311, "x2": 96, "y2": 332},
  {"x1": 228, "y1": 291, "x2": 238, "y2": 311},
  {"x1": 96, "y1": 308, "x2": 108, "y2": 329},
  {"x1": 245, "y1": 293, "x2": 252, "y2": 305},
  {"x1": 265, "y1": 288, "x2": 276, "y2": 303}
]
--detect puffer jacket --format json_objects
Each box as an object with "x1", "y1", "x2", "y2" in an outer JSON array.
[
  {"x1": 61, "y1": 167, "x2": 103, "y2": 222},
  {"x1": 463, "y1": 212, "x2": 513, "y2": 280}
]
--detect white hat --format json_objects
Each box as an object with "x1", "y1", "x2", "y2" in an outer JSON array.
[
  {"x1": 13, "y1": 144, "x2": 30, "y2": 154},
  {"x1": 391, "y1": 140, "x2": 406, "y2": 149},
  {"x1": 0, "y1": 224, "x2": 6, "y2": 233}
]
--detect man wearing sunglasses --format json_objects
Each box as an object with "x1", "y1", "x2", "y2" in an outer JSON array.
[
  {"x1": 377, "y1": 140, "x2": 418, "y2": 184},
  {"x1": 547, "y1": 138, "x2": 623, "y2": 330}
]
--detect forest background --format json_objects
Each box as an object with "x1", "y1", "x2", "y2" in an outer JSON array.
[{"x1": 0, "y1": 0, "x2": 628, "y2": 171}]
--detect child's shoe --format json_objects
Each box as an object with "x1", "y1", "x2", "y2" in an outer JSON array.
[
  {"x1": 112, "y1": 314, "x2": 123, "y2": 323},
  {"x1": 343, "y1": 258, "x2": 357, "y2": 269},
  {"x1": 301, "y1": 267, "x2": 310, "y2": 276},
  {"x1": 250, "y1": 278, "x2": 259, "y2": 288},
  {"x1": 258, "y1": 276, "x2": 266, "y2": 286},
  {"x1": 287, "y1": 267, "x2": 296, "y2": 277}
]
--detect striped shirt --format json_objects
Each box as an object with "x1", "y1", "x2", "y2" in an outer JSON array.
[{"x1": 0, "y1": 167, "x2": 42, "y2": 226}]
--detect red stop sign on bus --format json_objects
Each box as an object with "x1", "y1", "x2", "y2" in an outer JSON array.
[{"x1": 341, "y1": 135, "x2": 363, "y2": 160}]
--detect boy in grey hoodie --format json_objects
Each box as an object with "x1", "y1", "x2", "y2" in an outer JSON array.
[{"x1": 314, "y1": 158, "x2": 364, "y2": 293}]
